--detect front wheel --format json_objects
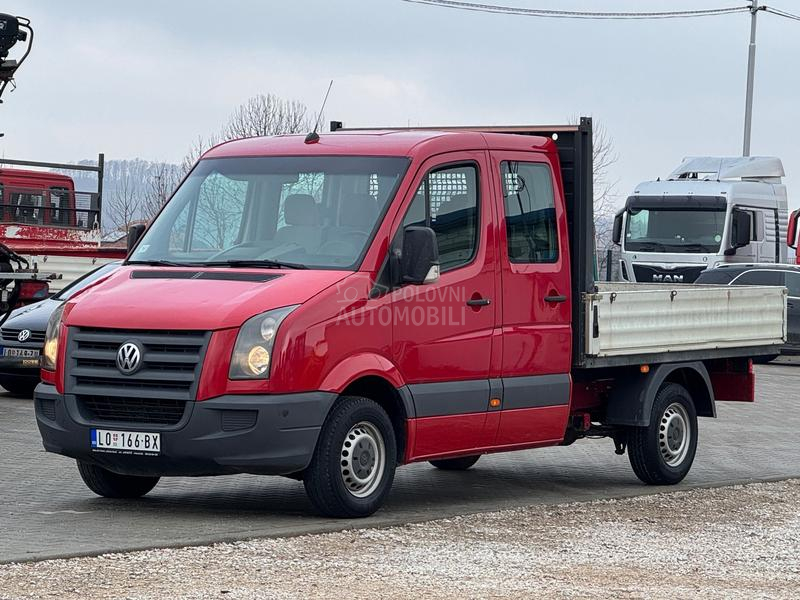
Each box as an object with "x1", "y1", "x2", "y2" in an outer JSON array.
[
  {"x1": 304, "y1": 396, "x2": 397, "y2": 518},
  {"x1": 627, "y1": 382, "x2": 698, "y2": 485},
  {"x1": 77, "y1": 460, "x2": 160, "y2": 498}
]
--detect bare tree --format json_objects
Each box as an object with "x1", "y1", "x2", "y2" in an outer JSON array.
[
  {"x1": 570, "y1": 117, "x2": 620, "y2": 279},
  {"x1": 592, "y1": 121, "x2": 620, "y2": 278},
  {"x1": 223, "y1": 93, "x2": 315, "y2": 140},
  {"x1": 107, "y1": 174, "x2": 141, "y2": 232}
]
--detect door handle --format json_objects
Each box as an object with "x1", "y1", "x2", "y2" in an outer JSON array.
[
  {"x1": 466, "y1": 297, "x2": 491, "y2": 307},
  {"x1": 544, "y1": 295, "x2": 567, "y2": 303}
]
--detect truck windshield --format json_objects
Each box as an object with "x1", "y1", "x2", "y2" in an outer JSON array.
[
  {"x1": 624, "y1": 207, "x2": 726, "y2": 253},
  {"x1": 128, "y1": 156, "x2": 409, "y2": 270}
]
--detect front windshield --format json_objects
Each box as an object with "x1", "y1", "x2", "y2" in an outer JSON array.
[
  {"x1": 129, "y1": 156, "x2": 409, "y2": 269},
  {"x1": 625, "y1": 207, "x2": 726, "y2": 253}
]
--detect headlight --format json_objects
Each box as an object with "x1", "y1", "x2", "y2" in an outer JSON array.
[
  {"x1": 229, "y1": 305, "x2": 298, "y2": 380},
  {"x1": 42, "y1": 302, "x2": 66, "y2": 371}
]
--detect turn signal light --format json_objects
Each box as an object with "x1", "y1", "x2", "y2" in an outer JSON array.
[
  {"x1": 489, "y1": 398, "x2": 501, "y2": 408},
  {"x1": 640, "y1": 364, "x2": 650, "y2": 374}
]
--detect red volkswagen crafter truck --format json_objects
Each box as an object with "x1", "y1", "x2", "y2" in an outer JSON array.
[{"x1": 35, "y1": 119, "x2": 786, "y2": 517}]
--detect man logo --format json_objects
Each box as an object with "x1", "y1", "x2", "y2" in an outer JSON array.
[
  {"x1": 652, "y1": 274, "x2": 684, "y2": 283},
  {"x1": 17, "y1": 329, "x2": 31, "y2": 343},
  {"x1": 116, "y1": 342, "x2": 142, "y2": 375}
]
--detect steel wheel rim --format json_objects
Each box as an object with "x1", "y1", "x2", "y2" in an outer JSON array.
[
  {"x1": 659, "y1": 402, "x2": 691, "y2": 467},
  {"x1": 340, "y1": 421, "x2": 386, "y2": 498}
]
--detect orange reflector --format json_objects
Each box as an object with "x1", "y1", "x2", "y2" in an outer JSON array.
[
  {"x1": 490, "y1": 398, "x2": 501, "y2": 408},
  {"x1": 640, "y1": 364, "x2": 650, "y2": 374}
]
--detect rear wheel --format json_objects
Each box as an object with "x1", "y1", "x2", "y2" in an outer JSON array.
[
  {"x1": 429, "y1": 455, "x2": 481, "y2": 471},
  {"x1": 77, "y1": 460, "x2": 160, "y2": 498},
  {"x1": 627, "y1": 382, "x2": 698, "y2": 485},
  {"x1": 0, "y1": 376, "x2": 38, "y2": 398},
  {"x1": 304, "y1": 396, "x2": 397, "y2": 518}
]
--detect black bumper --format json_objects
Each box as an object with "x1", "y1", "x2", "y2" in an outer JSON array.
[{"x1": 34, "y1": 383, "x2": 337, "y2": 477}]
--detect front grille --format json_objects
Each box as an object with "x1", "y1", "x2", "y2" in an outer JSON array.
[
  {"x1": 78, "y1": 395, "x2": 186, "y2": 425},
  {"x1": 632, "y1": 264, "x2": 706, "y2": 284},
  {"x1": 1, "y1": 328, "x2": 46, "y2": 344},
  {"x1": 67, "y1": 327, "x2": 209, "y2": 425}
]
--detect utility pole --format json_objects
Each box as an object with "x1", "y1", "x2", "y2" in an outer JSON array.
[{"x1": 742, "y1": 0, "x2": 762, "y2": 157}]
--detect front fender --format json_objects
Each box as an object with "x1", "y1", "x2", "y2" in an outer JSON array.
[{"x1": 319, "y1": 352, "x2": 406, "y2": 394}]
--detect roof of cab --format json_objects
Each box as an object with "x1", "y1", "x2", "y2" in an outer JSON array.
[{"x1": 202, "y1": 130, "x2": 555, "y2": 160}]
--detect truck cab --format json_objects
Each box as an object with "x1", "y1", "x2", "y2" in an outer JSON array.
[{"x1": 613, "y1": 156, "x2": 788, "y2": 283}]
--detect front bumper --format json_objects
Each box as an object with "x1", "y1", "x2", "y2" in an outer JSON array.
[{"x1": 34, "y1": 383, "x2": 336, "y2": 477}]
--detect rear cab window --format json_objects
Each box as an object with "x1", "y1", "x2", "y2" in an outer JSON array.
[{"x1": 500, "y1": 161, "x2": 559, "y2": 263}]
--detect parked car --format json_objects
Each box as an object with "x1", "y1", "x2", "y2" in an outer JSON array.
[
  {"x1": 695, "y1": 263, "x2": 800, "y2": 357},
  {"x1": 0, "y1": 261, "x2": 121, "y2": 396}
]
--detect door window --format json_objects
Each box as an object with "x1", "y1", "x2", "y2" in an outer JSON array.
[
  {"x1": 733, "y1": 270, "x2": 785, "y2": 287},
  {"x1": 785, "y1": 272, "x2": 800, "y2": 297},
  {"x1": 402, "y1": 164, "x2": 479, "y2": 272},
  {"x1": 500, "y1": 162, "x2": 558, "y2": 263}
]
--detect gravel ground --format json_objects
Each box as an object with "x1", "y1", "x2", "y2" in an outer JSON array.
[{"x1": 2, "y1": 480, "x2": 799, "y2": 600}]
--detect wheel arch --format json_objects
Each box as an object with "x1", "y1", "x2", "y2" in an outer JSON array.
[{"x1": 605, "y1": 361, "x2": 715, "y2": 427}]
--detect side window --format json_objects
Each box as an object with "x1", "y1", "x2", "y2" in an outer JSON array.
[
  {"x1": 189, "y1": 173, "x2": 248, "y2": 252},
  {"x1": 733, "y1": 270, "x2": 784, "y2": 287},
  {"x1": 501, "y1": 161, "x2": 558, "y2": 263},
  {"x1": 785, "y1": 272, "x2": 800, "y2": 297},
  {"x1": 401, "y1": 164, "x2": 479, "y2": 272}
]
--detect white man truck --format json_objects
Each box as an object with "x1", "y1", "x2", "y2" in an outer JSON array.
[{"x1": 612, "y1": 156, "x2": 788, "y2": 283}]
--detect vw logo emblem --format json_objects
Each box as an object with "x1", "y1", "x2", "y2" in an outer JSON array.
[
  {"x1": 17, "y1": 329, "x2": 31, "y2": 343},
  {"x1": 116, "y1": 341, "x2": 142, "y2": 375}
]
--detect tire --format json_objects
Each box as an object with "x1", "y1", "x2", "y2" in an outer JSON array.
[
  {"x1": 77, "y1": 460, "x2": 160, "y2": 499},
  {"x1": 304, "y1": 396, "x2": 397, "y2": 518},
  {"x1": 0, "y1": 376, "x2": 38, "y2": 398},
  {"x1": 429, "y1": 455, "x2": 481, "y2": 471},
  {"x1": 627, "y1": 382, "x2": 698, "y2": 485}
]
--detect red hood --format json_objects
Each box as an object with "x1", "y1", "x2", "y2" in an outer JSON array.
[{"x1": 64, "y1": 266, "x2": 351, "y2": 330}]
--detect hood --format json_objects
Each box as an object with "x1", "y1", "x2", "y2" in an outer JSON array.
[
  {"x1": 2, "y1": 298, "x2": 62, "y2": 333},
  {"x1": 65, "y1": 266, "x2": 351, "y2": 331}
]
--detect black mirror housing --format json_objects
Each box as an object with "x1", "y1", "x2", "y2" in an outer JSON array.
[
  {"x1": 730, "y1": 208, "x2": 752, "y2": 251},
  {"x1": 612, "y1": 211, "x2": 624, "y2": 245},
  {"x1": 400, "y1": 226, "x2": 440, "y2": 285},
  {"x1": 126, "y1": 223, "x2": 146, "y2": 254}
]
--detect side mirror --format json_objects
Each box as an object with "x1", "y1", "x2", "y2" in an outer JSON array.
[
  {"x1": 400, "y1": 226, "x2": 440, "y2": 285},
  {"x1": 612, "y1": 211, "x2": 624, "y2": 245},
  {"x1": 789, "y1": 209, "x2": 800, "y2": 249},
  {"x1": 726, "y1": 208, "x2": 752, "y2": 255},
  {"x1": 126, "y1": 223, "x2": 146, "y2": 254}
]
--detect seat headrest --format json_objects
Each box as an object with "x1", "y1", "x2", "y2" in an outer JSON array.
[
  {"x1": 340, "y1": 194, "x2": 377, "y2": 229},
  {"x1": 284, "y1": 194, "x2": 319, "y2": 226}
]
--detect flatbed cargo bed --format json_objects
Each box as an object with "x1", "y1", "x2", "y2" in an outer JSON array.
[{"x1": 579, "y1": 282, "x2": 786, "y2": 368}]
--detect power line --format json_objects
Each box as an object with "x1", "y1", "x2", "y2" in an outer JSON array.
[
  {"x1": 400, "y1": 0, "x2": 751, "y2": 20},
  {"x1": 764, "y1": 6, "x2": 800, "y2": 22}
]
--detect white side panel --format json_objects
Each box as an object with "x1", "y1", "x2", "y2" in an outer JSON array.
[
  {"x1": 23, "y1": 255, "x2": 116, "y2": 292},
  {"x1": 586, "y1": 283, "x2": 786, "y2": 357}
]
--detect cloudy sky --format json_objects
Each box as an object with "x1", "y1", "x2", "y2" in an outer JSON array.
[{"x1": 3, "y1": 0, "x2": 799, "y2": 207}]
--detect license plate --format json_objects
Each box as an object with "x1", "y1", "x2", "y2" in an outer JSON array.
[
  {"x1": 2, "y1": 347, "x2": 39, "y2": 358},
  {"x1": 91, "y1": 429, "x2": 160, "y2": 454}
]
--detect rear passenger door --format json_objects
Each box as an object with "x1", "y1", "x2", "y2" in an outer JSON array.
[
  {"x1": 390, "y1": 152, "x2": 499, "y2": 458},
  {"x1": 489, "y1": 151, "x2": 572, "y2": 447}
]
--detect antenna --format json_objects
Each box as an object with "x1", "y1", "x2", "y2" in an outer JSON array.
[{"x1": 305, "y1": 80, "x2": 333, "y2": 144}]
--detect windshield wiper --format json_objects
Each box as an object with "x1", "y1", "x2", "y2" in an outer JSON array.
[
  {"x1": 631, "y1": 242, "x2": 667, "y2": 252},
  {"x1": 676, "y1": 243, "x2": 716, "y2": 253},
  {"x1": 204, "y1": 259, "x2": 308, "y2": 270}
]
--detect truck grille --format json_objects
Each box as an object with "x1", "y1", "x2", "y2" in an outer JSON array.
[
  {"x1": 66, "y1": 327, "x2": 210, "y2": 426},
  {"x1": 632, "y1": 264, "x2": 706, "y2": 284},
  {"x1": 77, "y1": 395, "x2": 187, "y2": 425},
  {"x1": 1, "y1": 328, "x2": 46, "y2": 344}
]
